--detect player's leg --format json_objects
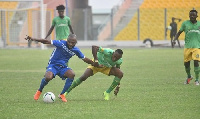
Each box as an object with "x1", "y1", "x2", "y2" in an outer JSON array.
[
  {"x1": 65, "y1": 68, "x2": 94, "y2": 95},
  {"x1": 192, "y1": 48, "x2": 200, "y2": 85},
  {"x1": 170, "y1": 36, "x2": 174, "y2": 48},
  {"x1": 184, "y1": 48, "x2": 193, "y2": 84},
  {"x1": 34, "y1": 71, "x2": 54, "y2": 100},
  {"x1": 193, "y1": 60, "x2": 200, "y2": 85},
  {"x1": 59, "y1": 69, "x2": 75, "y2": 102},
  {"x1": 103, "y1": 67, "x2": 123, "y2": 100}
]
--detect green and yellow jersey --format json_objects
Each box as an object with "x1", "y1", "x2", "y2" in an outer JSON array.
[
  {"x1": 97, "y1": 47, "x2": 122, "y2": 68},
  {"x1": 180, "y1": 20, "x2": 200, "y2": 48},
  {"x1": 52, "y1": 16, "x2": 71, "y2": 40}
]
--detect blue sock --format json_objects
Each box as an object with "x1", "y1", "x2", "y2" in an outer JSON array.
[
  {"x1": 60, "y1": 78, "x2": 73, "y2": 94},
  {"x1": 38, "y1": 78, "x2": 48, "y2": 92}
]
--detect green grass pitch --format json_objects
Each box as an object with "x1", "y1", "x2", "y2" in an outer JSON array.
[{"x1": 0, "y1": 48, "x2": 200, "y2": 119}]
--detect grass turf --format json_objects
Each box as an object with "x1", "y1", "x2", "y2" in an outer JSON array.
[{"x1": 0, "y1": 48, "x2": 200, "y2": 119}]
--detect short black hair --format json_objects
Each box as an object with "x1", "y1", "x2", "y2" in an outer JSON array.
[
  {"x1": 190, "y1": 9, "x2": 198, "y2": 14},
  {"x1": 56, "y1": 5, "x2": 65, "y2": 10},
  {"x1": 68, "y1": 34, "x2": 76, "y2": 39},
  {"x1": 115, "y1": 49, "x2": 123, "y2": 55}
]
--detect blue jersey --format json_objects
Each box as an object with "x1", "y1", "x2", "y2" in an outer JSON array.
[{"x1": 48, "y1": 40, "x2": 85, "y2": 66}]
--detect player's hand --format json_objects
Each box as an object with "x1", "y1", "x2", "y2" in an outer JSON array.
[
  {"x1": 92, "y1": 62, "x2": 99, "y2": 67},
  {"x1": 114, "y1": 84, "x2": 120, "y2": 96},
  {"x1": 25, "y1": 35, "x2": 32, "y2": 41},
  {"x1": 92, "y1": 60, "x2": 104, "y2": 68}
]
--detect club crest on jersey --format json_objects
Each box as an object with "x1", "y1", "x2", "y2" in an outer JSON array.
[{"x1": 196, "y1": 54, "x2": 199, "y2": 58}]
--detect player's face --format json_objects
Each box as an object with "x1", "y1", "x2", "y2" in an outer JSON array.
[
  {"x1": 58, "y1": 10, "x2": 64, "y2": 18},
  {"x1": 189, "y1": 12, "x2": 197, "y2": 22},
  {"x1": 67, "y1": 38, "x2": 77, "y2": 49},
  {"x1": 112, "y1": 52, "x2": 122, "y2": 62}
]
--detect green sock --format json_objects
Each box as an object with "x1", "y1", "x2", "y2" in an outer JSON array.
[
  {"x1": 194, "y1": 67, "x2": 200, "y2": 81},
  {"x1": 185, "y1": 67, "x2": 191, "y2": 78},
  {"x1": 106, "y1": 77, "x2": 121, "y2": 93},
  {"x1": 66, "y1": 78, "x2": 82, "y2": 93}
]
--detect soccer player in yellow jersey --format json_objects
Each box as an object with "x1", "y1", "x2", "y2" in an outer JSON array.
[
  {"x1": 64, "y1": 45, "x2": 123, "y2": 100},
  {"x1": 173, "y1": 10, "x2": 200, "y2": 85}
]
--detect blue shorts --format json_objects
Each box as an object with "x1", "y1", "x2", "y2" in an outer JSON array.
[{"x1": 46, "y1": 64, "x2": 71, "y2": 80}]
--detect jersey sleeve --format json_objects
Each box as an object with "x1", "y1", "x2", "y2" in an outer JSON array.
[
  {"x1": 75, "y1": 48, "x2": 85, "y2": 59},
  {"x1": 98, "y1": 47, "x2": 112, "y2": 55},
  {"x1": 51, "y1": 40, "x2": 65, "y2": 48},
  {"x1": 116, "y1": 58, "x2": 123, "y2": 68},
  {"x1": 179, "y1": 21, "x2": 185, "y2": 32},
  {"x1": 68, "y1": 18, "x2": 71, "y2": 26}
]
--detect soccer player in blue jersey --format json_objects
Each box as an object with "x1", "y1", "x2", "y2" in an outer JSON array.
[{"x1": 25, "y1": 34, "x2": 97, "y2": 102}]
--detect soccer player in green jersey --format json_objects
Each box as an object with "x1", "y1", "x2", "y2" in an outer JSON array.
[
  {"x1": 63, "y1": 45, "x2": 123, "y2": 100},
  {"x1": 45, "y1": 5, "x2": 74, "y2": 40},
  {"x1": 173, "y1": 10, "x2": 200, "y2": 85}
]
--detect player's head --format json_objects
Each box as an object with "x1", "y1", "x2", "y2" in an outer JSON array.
[
  {"x1": 67, "y1": 34, "x2": 77, "y2": 49},
  {"x1": 189, "y1": 10, "x2": 198, "y2": 22},
  {"x1": 172, "y1": 17, "x2": 175, "y2": 22},
  {"x1": 56, "y1": 5, "x2": 65, "y2": 17},
  {"x1": 112, "y1": 49, "x2": 123, "y2": 61}
]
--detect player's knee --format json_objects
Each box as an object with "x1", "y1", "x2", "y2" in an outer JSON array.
[
  {"x1": 45, "y1": 76, "x2": 53, "y2": 82},
  {"x1": 118, "y1": 71, "x2": 123, "y2": 78},
  {"x1": 194, "y1": 60, "x2": 199, "y2": 67},
  {"x1": 115, "y1": 70, "x2": 123, "y2": 78},
  {"x1": 184, "y1": 61, "x2": 190, "y2": 68},
  {"x1": 68, "y1": 73, "x2": 75, "y2": 79}
]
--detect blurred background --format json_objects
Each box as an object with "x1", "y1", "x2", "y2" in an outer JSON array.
[{"x1": 0, "y1": 0, "x2": 200, "y2": 48}]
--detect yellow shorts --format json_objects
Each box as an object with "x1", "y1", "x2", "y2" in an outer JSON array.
[
  {"x1": 184, "y1": 48, "x2": 200, "y2": 62},
  {"x1": 87, "y1": 65, "x2": 111, "y2": 75}
]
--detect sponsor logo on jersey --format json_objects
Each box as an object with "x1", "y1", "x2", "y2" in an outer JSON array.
[
  {"x1": 57, "y1": 24, "x2": 68, "y2": 27},
  {"x1": 188, "y1": 29, "x2": 200, "y2": 33},
  {"x1": 61, "y1": 43, "x2": 75, "y2": 56}
]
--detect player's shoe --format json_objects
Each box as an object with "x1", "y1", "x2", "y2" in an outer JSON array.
[
  {"x1": 34, "y1": 90, "x2": 42, "y2": 100},
  {"x1": 184, "y1": 76, "x2": 193, "y2": 84},
  {"x1": 103, "y1": 91, "x2": 109, "y2": 100},
  {"x1": 58, "y1": 94, "x2": 67, "y2": 102},
  {"x1": 58, "y1": 92, "x2": 68, "y2": 98},
  {"x1": 195, "y1": 80, "x2": 199, "y2": 86}
]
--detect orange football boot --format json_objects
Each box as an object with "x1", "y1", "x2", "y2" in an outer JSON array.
[{"x1": 34, "y1": 90, "x2": 42, "y2": 100}]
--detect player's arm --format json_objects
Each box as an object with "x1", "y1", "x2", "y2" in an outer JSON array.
[
  {"x1": 114, "y1": 64, "x2": 120, "y2": 96},
  {"x1": 174, "y1": 18, "x2": 182, "y2": 22},
  {"x1": 69, "y1": 24, "x2": 74, "y2": 34},
  {"x1": 45, "y1": 25, "x2": 55, "y2": 39},
  {"x1": 92, "y1": 45, "x2": 100, "y2": 61},
  {"x1": 172, "y1": 30, "x2": 182, "y2": 46},
  {"x1": 25, "y1": 35, "x2": 51, "y2": 44},
  {"x1": 114, "y1": 68, "x2": 121, "y2": 96},
  {"x1": 82, "y1": 57, "x2": 95, "y2": 65},
  {"x1": 173, "y1": 30, "x2": 183, "y2": 41},
  {"x1": 114, "y1": 63, "x2": 122, "y2": 96}
]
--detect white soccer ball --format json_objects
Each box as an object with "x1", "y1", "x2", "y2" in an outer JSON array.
[
  {"x1": 43, "y1": 92, "x2": 55, "y2": 103},
  {"x1": 167, "y1": 26, "x2": 172, "y2": 30}
]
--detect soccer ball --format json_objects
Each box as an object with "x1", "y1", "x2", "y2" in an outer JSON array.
[
  {"x1": 167, "y1": 26, "x2": 172, "y2": 30},
  {"x1": 43, "y1": 92, "x2": 55, "y2": 103}
]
